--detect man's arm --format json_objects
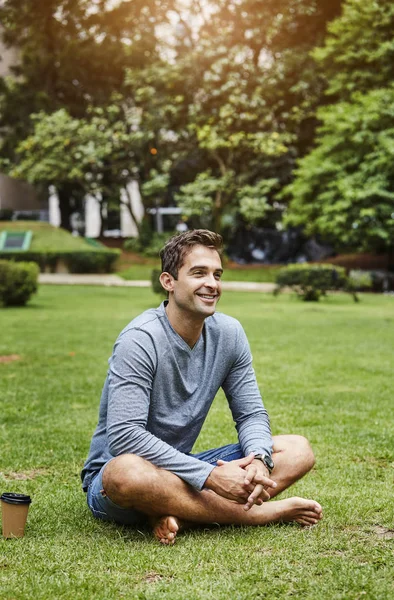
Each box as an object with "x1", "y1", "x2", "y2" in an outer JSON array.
[
  {"x1": 106, "y1": 328, "x2": 214, "y2": 490},
  {"x1": 218, "y1": 322, "x2": 275, "y2": 508},
  {"x1": 222, "y1": 322, "x2": 273, "y2": 458}
]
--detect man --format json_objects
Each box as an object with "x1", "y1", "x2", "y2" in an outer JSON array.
[{"x1": 81, "y1": 229, "x2": 322, "y2": 545}]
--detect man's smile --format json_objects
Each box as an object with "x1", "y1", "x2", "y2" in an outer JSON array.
[{"x1": 196, "y1": 293, "x2": 219, "y2": 301}]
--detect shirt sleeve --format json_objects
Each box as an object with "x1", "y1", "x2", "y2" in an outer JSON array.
[
  {"x1": 106, "y1": 328, "x2": 214, "y2": 490},
  {"x1": 222, "y1": 322, "x2": 273, "y2": 457}
]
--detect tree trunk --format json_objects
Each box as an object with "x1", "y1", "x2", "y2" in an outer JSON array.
[{"x1": 121, "y1": 184, "x2": 142, "y2": 236}]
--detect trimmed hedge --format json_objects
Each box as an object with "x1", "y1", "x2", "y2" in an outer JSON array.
[
  {"x1": 0, "y1": 249, "x2": 120, "y2": 274},
  {"x1": 275, "y1": 263, "x2": 357, "y2": 301},
  {"x1": 0, "y1": 260, "x2": 39, "y2": 307}
]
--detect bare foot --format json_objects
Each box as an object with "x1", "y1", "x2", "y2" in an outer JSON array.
[
  {"x1": 151, "y1": 515, "x2": 181, "y2": 545},
  {"x1": 272, "y1": 497, "x2": 323, "y2": 527}
]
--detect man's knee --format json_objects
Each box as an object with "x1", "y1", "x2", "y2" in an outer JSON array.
[
  {"x1": 102, "y1": 454, "x2": 155, "y2": 502},
  {"x1": 274, "y1": 434, "x2": 315, "y2": 472},
  {"x1": 290, "y1": 435, "x2": 315, "y2": 472}
]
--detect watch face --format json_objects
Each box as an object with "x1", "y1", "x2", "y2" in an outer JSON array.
[{"x1": 264, "y1": 455, "x2": 274, "y2": 472}]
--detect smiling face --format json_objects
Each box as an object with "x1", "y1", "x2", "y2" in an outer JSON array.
[{"x1": 160, "y1": 244, "x2": 223, "y2": 320}]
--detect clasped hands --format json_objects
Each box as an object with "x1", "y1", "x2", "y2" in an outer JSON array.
[{"x1": 205, "y1": 452, "x2": 276, "y2": 511}]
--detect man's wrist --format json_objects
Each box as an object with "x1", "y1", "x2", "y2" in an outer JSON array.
[
  {"x1": 204, "y1": 466, "x2": 217, "y2": 490},
  {"x1": 253, "y1": 454, "x2": 274, "y2": 474}
]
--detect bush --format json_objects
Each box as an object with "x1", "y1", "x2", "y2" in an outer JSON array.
[
  {"x1": 347, "y1": 269, "x2": 394, "y2": 293},
  {"x1": 348, "y1": 270, "x2": 373, "y2": 292},
  {"x1": 124, "y1": 231, "x2": 173, "y2": 258},
  {"x1": 123, "y1": 237, "x2": 142, "y2": 253},
  {"x1": 151, "y1": 269, "x2": 166, "y2": 297},
  {"x1": 275, "y1": 263, "x2": 357, "y2": 301},
  {"x1": 0, "y1": 249, "x2": 120, "y2": 273},
  {"x1": 0, "y1": 260, "x2": 39, "y2": 307},
  {"x1": 143, "y1": 232, "x2": 173, "y2": 258}
]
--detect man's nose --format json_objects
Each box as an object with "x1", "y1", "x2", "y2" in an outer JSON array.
[{"x1": 205, "y1": 273, "x2": 219, "y2": 288}]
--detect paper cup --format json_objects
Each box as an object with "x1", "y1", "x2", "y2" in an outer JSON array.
[{"x1": 1, "y1": 492, "x2": 32, "y2": 538}]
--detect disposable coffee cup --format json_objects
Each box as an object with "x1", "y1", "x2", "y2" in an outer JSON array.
[{"x1": 1, "y1": 492, "x2": 32, "y2": 538}]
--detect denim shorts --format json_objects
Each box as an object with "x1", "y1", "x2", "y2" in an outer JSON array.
[{"x1": 86, "y1": 443, "x2": 243, "y2": 526}]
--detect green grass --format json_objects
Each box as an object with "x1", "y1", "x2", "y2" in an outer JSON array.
[
  {"x1": 0, "y1": 221, "x2": 101, "y2": 252},
  {"x1": 118, "y1": 262, "x2": 161, "y2": 280},
  {"x1": 1, "y1": 288, "x2": 393, "y2": 599}
]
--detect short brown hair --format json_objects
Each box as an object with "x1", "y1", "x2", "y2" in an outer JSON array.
[{"x1": 160, "y1": 229, "x2": 223, "y2": 279}]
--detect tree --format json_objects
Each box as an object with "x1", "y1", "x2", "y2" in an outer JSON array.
[
  {"x1": 0, "y1": 0, "x2": 167, "y2": 228},
  {"x1": 6, "y1": 105, "x2": 147, "y2": 235},
  {"x1": 285, "y1": 0, "x2": 394, "y2": 253},
  {"x1": 167, "y1": 0, "x2": 343, "y2": 234}
]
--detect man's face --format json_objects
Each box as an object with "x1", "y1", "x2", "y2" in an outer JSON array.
[{"x1": 168, "y1": 244, "x2": 223, "y2": 318}]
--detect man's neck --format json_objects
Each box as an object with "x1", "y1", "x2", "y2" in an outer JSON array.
[{"x1": 165, "y1": 303, "x2": 205, "y2": 349}]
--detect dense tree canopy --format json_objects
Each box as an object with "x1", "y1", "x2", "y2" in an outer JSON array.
[
  {"x1": 0, "y1": 0, "x2": 167, "y2": 228},
  {"x1": 2, "y1": 0, "x2": 393, "y2": 252},
  {"x1": 285, "y1": 0, "x2": 394, "y2": 252}
]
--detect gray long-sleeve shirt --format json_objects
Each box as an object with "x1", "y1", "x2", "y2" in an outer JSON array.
[{"x1": 81, "y1": 302, "x2": 272, "y2": 491}]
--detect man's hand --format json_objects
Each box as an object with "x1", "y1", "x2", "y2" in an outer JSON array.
[
  {"x1": 205, "y1": 453, "x2": 257, "y2": 503},
  {"x1": 241, "y1": 459, "x2": 277, "y2": 511},
  {"x1": 204, "y1": 453, "x2": 277, "y2": 510}
]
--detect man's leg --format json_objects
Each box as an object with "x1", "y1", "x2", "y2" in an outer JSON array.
[
  {"x1": 266, "y1": 434, "x2": 316, "y2": 498},
  {"x1": 101, "y1": 434, "x2": 321, "y2": 544}
]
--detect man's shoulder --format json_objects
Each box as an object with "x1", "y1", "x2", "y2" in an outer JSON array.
[
  {"x1": 120, "y1": 304, "x2": 166, "y2": 338},
  {"x1": 207, "y1": 312, "x2": 243, "y2": 337},
  {"x1": 209, "y1": 311, "x2": 242, "y2": 327}
]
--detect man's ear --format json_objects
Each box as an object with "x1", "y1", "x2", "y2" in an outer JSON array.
[{"x1": 159, "y1": 272, "x2": 175, "y2": 292}]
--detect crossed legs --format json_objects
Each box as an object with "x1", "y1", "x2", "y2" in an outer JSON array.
[{"x1": 101, "y1": 435, "x2": 322, "y2": 544}]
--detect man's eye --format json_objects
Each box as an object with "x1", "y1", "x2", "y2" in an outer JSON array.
[{"x1": 214, "y1": 273, "x2": 222, "y2": 280}]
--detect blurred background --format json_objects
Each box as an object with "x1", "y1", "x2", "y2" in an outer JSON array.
[{"x1": 0, "y1": 0, "x2": 393, "y2": 268}]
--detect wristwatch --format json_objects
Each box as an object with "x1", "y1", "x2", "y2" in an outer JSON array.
[{"x1": 254, "y1": 454, "x2": 274, "y2": 474}]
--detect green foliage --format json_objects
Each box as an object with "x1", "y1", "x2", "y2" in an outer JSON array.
[
  {"x1": 141, "y1": 170, "x2": 171, "y2": 199},
  {"x1": 175, "y1": 171, "x2": 236, "y2": 229},
  {"x1": 286, "y1": 86, "x2": 394, "y2": 251},
  {"x1": 313, "y1": 0, "x2": 394, "y2": 98},
  {"x1": 0, "y1": 249, "x2": 119, "y2": 274},
  {"x1": 285, "y1": 0, "x2": 394, "y2": 253},
  {"x1": 275, "y1": 263, "x2": 355, "y2": 301},
  {"x1": 143, "y1": 232, "x2": 173, "y2": 258},
  {"x1": 348, "y1": 270, "x2": 373, "y2": 292},
  {"x1": 151, "y1": 268, "x2": 166, "y2": 296},
  {"x1": 123, "y1": 237, "x2": 142, "y2": 254},
  {"x1": 237, "y1": 179, "x2": 279, "y2": 224},
  {"x1": 167, "y1": 0, "x2": 342, "y2": 233},
  {"x1": 7, "y1": 106, "x2": 144, "y2": 193},
  {"x1": 0, "y1": 0, "x2": 164, "y2": 229},
  {"x1": 0, "y1": 221, "x2": 119, "y2": 273},
  {"x1": 0, "y1": 259, "x2": 39, "y2": 306},
  {"x1": 125, "y1": 231, "x2": 172, "y2": 259}
]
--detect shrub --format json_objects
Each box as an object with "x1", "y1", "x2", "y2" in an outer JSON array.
[
  {"x1": 0, "y1": 249, "x2": 120, "y2": 273},
  {"x1": 124, "y1": 231, "x2": 173, "y2": 257},
  {"x1": 275, "y1": 263, "x2": 357, "y2": 301},
  {"x1": 347, "y1": 269, "x2": 394, "y2": 293},
  {"x1": 123, "y1": 237, "x2": 142, "y2": 253},
  {"x1": 143, "y1": 232, "x2": 173, "y2": 258},
  {"x1": 348, "y1": 270, "x2": 373, "y2": 292},
  {"x1": 151, "y1": 269, "x2": 166, "y2": 297},
  {"x1": 0, "y1": 260, "x2": 39, "y2": 307}
]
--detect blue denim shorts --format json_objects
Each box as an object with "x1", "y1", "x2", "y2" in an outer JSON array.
[{"x1": 86, "y1": 443, "x2": 243, "y2": 526}]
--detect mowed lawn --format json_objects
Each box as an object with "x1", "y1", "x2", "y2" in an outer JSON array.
[{"x1": 1, "y1": 286, "x2": 393, "y2": 600}]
